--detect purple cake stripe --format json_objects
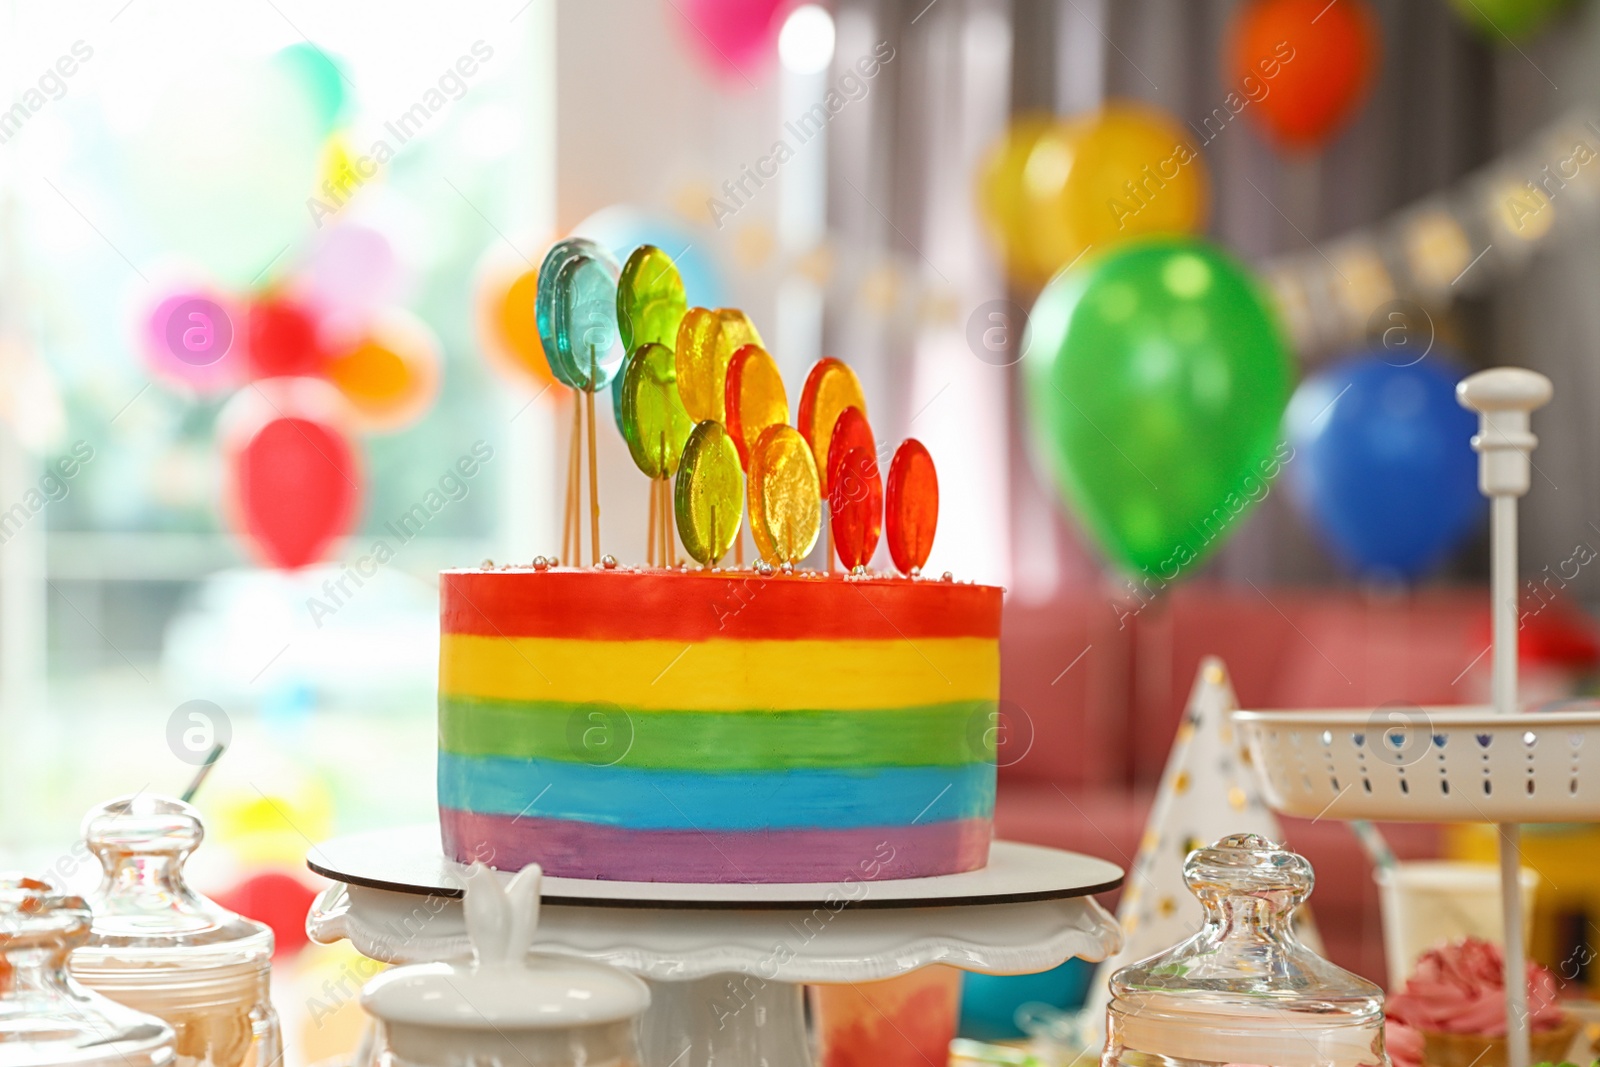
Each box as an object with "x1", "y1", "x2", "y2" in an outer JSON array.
[{"x1": 441, "y1": 808, "x2": 992, "y2": 884}]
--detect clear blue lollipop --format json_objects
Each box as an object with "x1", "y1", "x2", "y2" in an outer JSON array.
[
  {"x1": 534, "y1": 238, "x2": 602, "y2": 388},
  {"x1": 552, "y1": 250, "x2": 624, "y2": 392}
]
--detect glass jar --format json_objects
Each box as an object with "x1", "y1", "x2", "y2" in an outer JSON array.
[
  {"x1": 362, "y1": 863, "x2": 649, "y2": 1067},
  {"x1": 1103, "y1": 833, "x2": 1388, "y2": 1067},
  {"x1": 0, "y1": 874, "x2": 176, "y2": 1067},
  {"x1": 68, "y1": 795, "x2": 280, "y2": 1067}
]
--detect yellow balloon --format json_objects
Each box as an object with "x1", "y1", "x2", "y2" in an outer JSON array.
[
  {"x1": 978, "y1": 103, "x2": 1208, "y2": 284},
  {"x1": 977, "y1": 114, "x2": 1070, "y2": 286}
]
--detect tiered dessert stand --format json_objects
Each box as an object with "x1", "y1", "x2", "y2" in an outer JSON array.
[
  {"x1": 306, "y1": 825, "x2": 1123, "y2": 1066},
  {"x1": 1234, "y1": 368, "x2": 1600, "y2": 1067}
]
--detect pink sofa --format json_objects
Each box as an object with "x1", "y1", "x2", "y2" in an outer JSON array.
[{"x1": 992, "y1": 583, "x2": 1520, "y2": 983}]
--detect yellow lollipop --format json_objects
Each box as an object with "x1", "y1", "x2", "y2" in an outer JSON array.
[
  {"x1": 675, "y1": 308, "x2": 762, "y2": 423},
  {"x1": 749, "y1": 425, "x2": 821, "y2": 566},
  {"x1": 675, "y1": 420, "x2": 745, "y2": 566}
]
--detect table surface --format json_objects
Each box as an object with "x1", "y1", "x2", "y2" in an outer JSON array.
[{"x1": 307, "y1": 823, "x2": 1124, "y2": 910}]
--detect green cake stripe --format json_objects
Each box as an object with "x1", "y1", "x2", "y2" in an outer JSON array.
[{"x1": 438, "y1": 696, "x2": 998, "y2": 770}]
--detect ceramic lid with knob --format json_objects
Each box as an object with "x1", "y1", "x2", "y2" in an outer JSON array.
[
  {"x1": 362, "y1": 864, "x2": 650, "y2": 1065},
  {"x1": 0, "y1": 875, "x2": 176, "y2": 1067}
]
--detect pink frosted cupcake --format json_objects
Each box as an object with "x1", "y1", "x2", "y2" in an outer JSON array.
[{"x1": 1385, "y1": 938, "x2": 1576, "y2": 1067}]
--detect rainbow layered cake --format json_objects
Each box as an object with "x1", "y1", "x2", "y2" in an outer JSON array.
[{"x1": 437, "y1": 566, "x2": 1001, "y2": 883}]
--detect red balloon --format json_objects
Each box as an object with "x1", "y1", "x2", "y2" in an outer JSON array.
[
  {"x1": 1228, "y1": 0, "x2": 1379, "y2": 150},
  {"x1": 212, "y1": 870, "x2": 318, "y2": 958},
  {"x1": 222, "y1": 382, "x2": 361, "y2": 569},
  {"x1": 246, "y1": 297, "x2": 324, "y2": 379},
  {"x1": 826, "y1": 406, "x2": 875, "y2": 510},
  {"x1": 830, "y1": 446, "x2": 882, "y2": 571},
  {"x1": 886, "y1": 439, "x2": 939, "y2": 575}
]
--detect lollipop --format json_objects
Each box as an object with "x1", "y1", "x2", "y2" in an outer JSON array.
[
  {"x1": 886, "y1": 439, "x2": 938, "y2": 575},
  {"x1": 676, "y1": 308, "x2": 762, "y2": 423},
  {"x1": 825, "y1": 406, "x2": 874, "y2": 511},
  {"x1": 725, "y1": 343, "x2": 788, "y2": 470},
  {"x1": 749, "y1": 425, "x2": 821, "y2": 567},
  {"x1": 675, "y1": 421, "x2": 744, "y2": 567},
  {"x1": 621, "y1": 343, "x2": 695, "y2": 566},
  {"x1": 798, "y1": 358, "x2": 867, "y2": 498},
  {"x1": 618, "y1": 245, "x2": 688, "y2": 351},
  {"x1": 830, "y1": 446, "x2": 883, "y2": 572}
]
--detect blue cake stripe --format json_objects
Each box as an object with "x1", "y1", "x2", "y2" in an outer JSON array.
[{"x1": 437, "y1": 752, "x2": 995, "y2": 831}]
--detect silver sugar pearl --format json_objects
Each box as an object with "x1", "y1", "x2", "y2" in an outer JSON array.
[
  {"x1": 532, "y1": 556, "x2": 549, "y2": 571},
  {"x1": 941, "y1": 571, "x2": 955, "y2": 582},
  {"x1": 601, "y1": 554, "x2": 618, "y2": 570}
]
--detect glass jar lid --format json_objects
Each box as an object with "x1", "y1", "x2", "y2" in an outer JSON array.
[
  {"x1": 70, "y1": 795, "x2": 271, "y2": 988},
  {"x1": 0, "y1": 875, "x2": 175, "y2": 1067},
  {"x1": 1106, "y1": 834, "x2": 1386, "y2": 1067}
]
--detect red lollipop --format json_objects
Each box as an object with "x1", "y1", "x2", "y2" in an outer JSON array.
[
  {"x1": 1228, "y1": 0, "x2": 1378, "y2": 150},
  {"x1": 825, "y1": 406, "x2": 875, "y2": 510},
  {"x1": 886, "y1": 439, "x2": 938, "y2": 575},
  {"x1": 212, "y1": 871, "x2": 318, "y2": 958},
  {"x1": 246, "y1": 296, "x2": 324, "y2": 379},
  {"x1": 830, "y1": 446, "x2": 882, "y2": 571},
  {"x1": 221, "y1": 381, "x2": 362, "y2": 569}
]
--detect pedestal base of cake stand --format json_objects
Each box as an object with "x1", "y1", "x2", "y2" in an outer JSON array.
[{"x1": 306, "y1": 825, "x2": 1124, "y2": 1067}]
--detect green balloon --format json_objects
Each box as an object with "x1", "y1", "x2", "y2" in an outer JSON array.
[
  {"x1": 271, "y1": 43, "x2": 348, "y2": 136},
  {"x1": 1023, "y1": 237, "x2": 1292, "y2": 579},
  {"x1": 1447, "y1": 0, "x2": 1571, "y2": 40}
]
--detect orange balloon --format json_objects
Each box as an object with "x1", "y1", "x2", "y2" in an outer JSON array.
[
  {"x1": 478, "y1": 262, "x2": 561, "y2": 392},
  {"x1": 324, "y1": 312, "x2": 440, "y2": 430},
  {"x1": 1229, "y1": 0, "x2": 1379, "y2": 150}
]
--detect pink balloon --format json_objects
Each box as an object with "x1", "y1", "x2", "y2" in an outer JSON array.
[
  {"x1": 295, "y1": 225, "x2": 400, "y2": 316},
  {"x1": 674, "y1": 0, "x2": 794, "y2": 81},
  {"x1": 141, "y1": 288, "x2": 243, "y2": 394}
]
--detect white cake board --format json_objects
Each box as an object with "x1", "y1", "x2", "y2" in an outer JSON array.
[{"x1": 306, "y1": 825, "x2": 1124, "y2": 1067}]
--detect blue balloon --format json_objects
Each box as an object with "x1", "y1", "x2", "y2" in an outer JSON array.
[
  {"x1": 1285, "y1": 352, "x2": 1483, "y2": 581},
  {"x1": 570, "y1": 205, "x2": 725, "y2": 309}
]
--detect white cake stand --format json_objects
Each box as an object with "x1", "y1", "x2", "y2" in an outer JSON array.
[{"x1": 305, "y1": 824, "x2": 1124, "y2": 1067}]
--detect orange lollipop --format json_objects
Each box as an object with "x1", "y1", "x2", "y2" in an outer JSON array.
[
  {"x1": 749, "y1": 424, "x2": 821, "y2": 566},
  {"x1": 830, "y1": 446, "x2": 883, "y2": 571},
  {"x1": 725, "y1": 343, "x2": 788, "y2": 470},
  {"x1": 676, "y1": 308, "x2": 762, "y2": 423},
  {"x1": 825, "y1": 406, "x2": 874, "y2": 511},
  {"x1": 797, "y1": 358, "x2": 866, "y2": 496},
  {"x1": 886, "y1": 439, "x2": 938, "y2": 574}
]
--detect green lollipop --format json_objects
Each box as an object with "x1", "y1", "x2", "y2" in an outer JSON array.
[
  {"x1": 618, "y1": 245, "x2": 688, "y2": 351},
  {"x1": 675, "y1": 421, "x2": 744, "y2": 566},
  {"x1": 535, "y1": 238, "x2": 602, "y2": 388},
  {"x1": 621, "y1": 343, "x2": 694, "y2": 478},
  {"x1": 552, "y1": 251, "x2": 624, "y2": 391}
]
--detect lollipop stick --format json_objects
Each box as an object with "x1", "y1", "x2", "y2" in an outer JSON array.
[
  {"x1": 564, "y1": 391, "x2": 581, "y2": 564},
  {"x1": 647, "y1": 478, "x2": 657, "y2": 567},
  {"x1": 663, "y1": 478, "x2": 675, "y2": 567},
  {"x1": 586, "y1": 345, "x2": 601, "y2": 567},
  {"x1": 736, "y1": 528, "x2": 745, "y2": 567}
]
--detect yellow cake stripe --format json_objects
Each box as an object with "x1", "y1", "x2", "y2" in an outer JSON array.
[{"x1": 439, "y1": 634, "x2": 998, "y2": 710}]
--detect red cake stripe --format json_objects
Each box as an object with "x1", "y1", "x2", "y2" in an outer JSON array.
[
  {"x1": 441, "y1": 568, "x2": 1001, "y2": 642},
  {"x1": 440, "y1": 808, "x2": 993, "y2": 884}
]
